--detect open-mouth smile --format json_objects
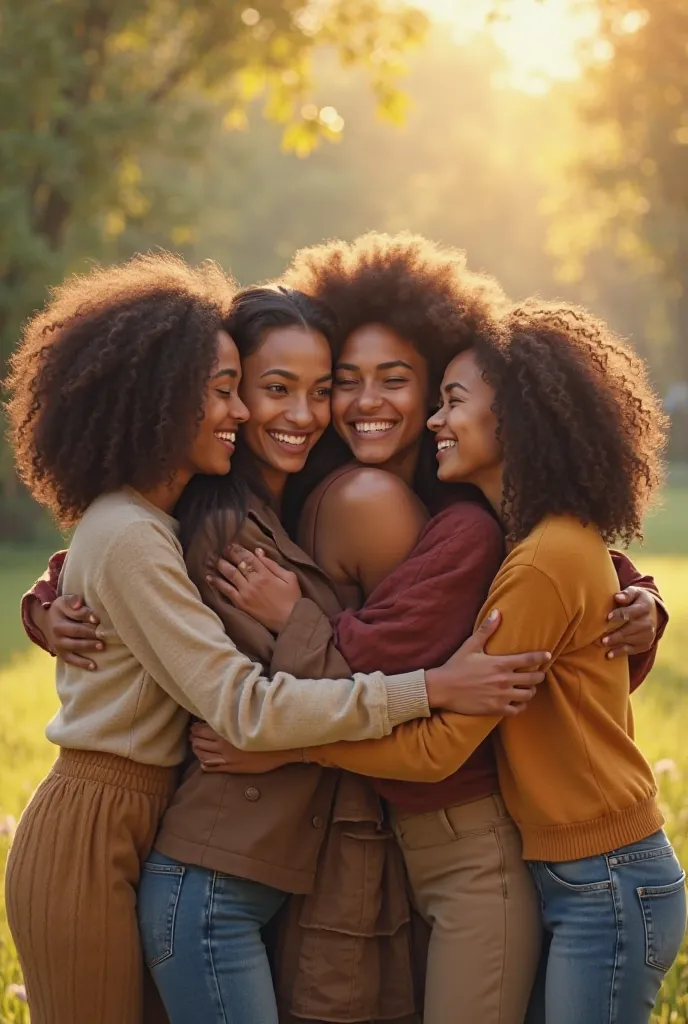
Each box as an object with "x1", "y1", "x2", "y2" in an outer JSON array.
[
  {"x1": 350, "y1": 420, "x2": 399, "y2": 438},
  {"x1": 215, "y1": 431, "x2": 236, "y2": 452}
]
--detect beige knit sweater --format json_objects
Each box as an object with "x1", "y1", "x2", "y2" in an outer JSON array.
[{"x1": 46, "y1": 489, "x2": 428, "y2": 766}]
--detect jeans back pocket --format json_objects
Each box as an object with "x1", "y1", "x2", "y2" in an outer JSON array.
[
  {"x1": 137, "y1": 859, "x2": 186, "y2": 968},
  {"x1": 637, "y1": 870, "x2": 687, "y2": 973}
]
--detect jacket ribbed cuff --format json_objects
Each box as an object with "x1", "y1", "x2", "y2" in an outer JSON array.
[{"x1": 383, "y1": 669, "x2": 430, "y2": 728}]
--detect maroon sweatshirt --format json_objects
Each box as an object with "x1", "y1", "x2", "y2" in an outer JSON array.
[
  {"x1": 22, "y1": 504, "x2": 667, "y2": 814},
  {"x1": 332, "y1": 502, "x2": 667, "y2": 813}
]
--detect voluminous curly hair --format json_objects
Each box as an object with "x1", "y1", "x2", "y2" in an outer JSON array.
[
  {"x1": 281, "y1": 231, "x2": 507, "y2": 391},
  {"x1": 473, "y1": 302, "x2": 667, "y2": 546},
  {"x1": 5, "y1": 252, "x2": 236, "y2": 527}
]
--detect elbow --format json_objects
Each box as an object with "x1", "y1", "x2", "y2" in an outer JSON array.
[
  {"x1": 423, "y1": 762, "x2": 457, "y2": 783},
  {"x1": 382, "y1": 760, "x2": 455, "y2": 784},
  {"x1": 412, "y1": 740, "x2": 460, "y2": 782}
]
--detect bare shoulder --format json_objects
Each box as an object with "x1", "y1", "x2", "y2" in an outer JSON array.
[
  {"x1": 323, "y1": 466, "x2": 427, "y2": 521},
  {"x1": 303, "y1": 466, "x2": 428, "y2": 596}
]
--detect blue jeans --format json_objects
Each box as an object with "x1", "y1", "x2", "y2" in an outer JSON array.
[
  {"x1": 526, "y1": 829, "x2": 687, "y2": 1024},
  {"x1": 137, "y1": 850, "x2": 288, "y2": 1024}
]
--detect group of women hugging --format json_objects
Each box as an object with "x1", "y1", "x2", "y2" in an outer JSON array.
[{"x1": 4, "y1": 231, "x2": 686, "y2": 1024}]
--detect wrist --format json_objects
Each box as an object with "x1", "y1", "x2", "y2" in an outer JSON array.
[
  {"x1": 425, "y1": 667, "x2": 449, "y2": 710},
  {"x1": 271, "y1": 599, "x2": 300, "y2": 635}
]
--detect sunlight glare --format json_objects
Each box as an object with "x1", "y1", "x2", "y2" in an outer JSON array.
[{"x1": 414, "y1": 0, "x2": 600, "y2": 93}]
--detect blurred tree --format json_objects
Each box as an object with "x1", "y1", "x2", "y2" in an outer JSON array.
[
  {"x1": 533, "y1": 0, "x2": 688, "y2": 456},
  {"x1": 0, "y1": 0, "x2": 428, "y2": 531},
  {"x1": 544, "y1": 0, "x2": 688, "y2": 381},
  {"x1": 0, "y1": 0, "x2": 426, "y2": 366}
]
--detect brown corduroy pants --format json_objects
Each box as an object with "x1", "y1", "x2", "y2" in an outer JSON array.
[{"x1": 5, "y1": 749, "x2": 177, "y2": 1024}]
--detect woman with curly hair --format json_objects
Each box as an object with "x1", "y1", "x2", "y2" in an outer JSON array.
[
  {"x1": 5, "y1": 255, "x2": 481, "y2": 1024},
  {"x1": 279, "y1": 302, "x2": 686, "y2": 1023},
  {"x1": 193, "y1": 235, "x2": 669, "y2": 1023}
]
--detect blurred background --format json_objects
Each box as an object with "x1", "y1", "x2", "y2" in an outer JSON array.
[
  {"x1": 1, "y1": 0, "x2": 688, "y2": 546},
  {"x1": 0, "y1": 2, "x2": 687, "y2": 1021}
]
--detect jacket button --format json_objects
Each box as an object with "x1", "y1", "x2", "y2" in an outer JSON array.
[
  {"x1": 312, "y1": 815, "x2": 323, "y2": 828},
  {"x1": 244, "y1": 787, "x2": 261, "y2": 802}
]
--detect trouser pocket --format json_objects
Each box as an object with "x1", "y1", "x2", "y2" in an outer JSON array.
[
  {"x1": 637, "y1": 870, "x2": 687, "y2": 971},
  {"x1": 138, "y1": 853, "x2": 186, "y2": 968}
]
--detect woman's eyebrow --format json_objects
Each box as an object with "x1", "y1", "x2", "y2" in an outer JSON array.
[
  {"x1": 377, "y1": 360, "x2": 413, "y2": 371},
  {"x1": 211, "y1": 367, "x2": 239, "y2": 380},
  {"x1": 335, "y1": 360, "x2": 413, "y2": 372},
  {"x1": 260, "y1": 368, "x2": 299, "y2": 380}
]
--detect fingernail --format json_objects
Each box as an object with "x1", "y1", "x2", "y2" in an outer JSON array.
[
  {"x1": 255, "y1": 547, "x2": 265, "y2": 556},
  {"x1": 615, "y1": 593, "x2": 624, "y2": 600},
  {"x1": 543, "y1": 653, "x2": 551, "y2": 660},
  {"x1": 487, "y1": 609, "x2": 499, "y2": 622},
  {"x1": 88, "y1": 662, "x2": 96, "y2": 671},
  {"x1": 607, "y1": 612, "x2": 614, "y2": 621},
  {"x1": 607, "y1": 651, "x2": 615, "y2": 660},
  {"x1": 96, "y1": 629, "x2": 105, "y2": 640},
  {"x1": 206, "y1": 574, "x2": 212, "y2": 583},
  {"x1": 89, "y1": 614, "x2": 97, "y2": 624},
  {"x1": 96, "y1": 642, "x2": 104, "y2": 651},
  {"x1": 602, "y1": 636, "x2": 610, "y2": 645}
]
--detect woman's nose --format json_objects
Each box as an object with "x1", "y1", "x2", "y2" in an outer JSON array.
[
  {"x1": 356, "y1": 384, "x2": 383, "y2": 413},
  {"x1": 427, "y1": 407, "x2": 444, "y2": 431},
  {"x1": 285, "y1": 398, "x2": 314, "y2": 427}
]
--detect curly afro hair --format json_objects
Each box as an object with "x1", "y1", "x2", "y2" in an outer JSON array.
[
  {"x1": 472, "y1": 302, "x2": 667, "y2": 546},
  {"x1": 281, "y1": 231, "x2": 507, "y2": 391},
  {"x1": 5, "y1": 252, "x2": 236, "y2": 527}
]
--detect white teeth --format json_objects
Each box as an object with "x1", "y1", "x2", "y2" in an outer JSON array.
[
  {"x1": 354, "y1": 421, "x2": 396, "y2": 434},
  {"x1": 270, "y1": 432, "x2": 307, "y2": 447},
  {"x1": 437, "y1": 439, "x2": 456, "y2": 451},
  {"x1": 216, "y1": 431, "x2": 236, "y2": 443}
]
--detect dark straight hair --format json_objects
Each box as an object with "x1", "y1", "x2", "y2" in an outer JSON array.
[{"x1": 175, "y1": 284, "x2": 338, "y2": 553}]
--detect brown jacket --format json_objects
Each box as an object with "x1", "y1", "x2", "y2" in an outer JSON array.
[
  {"x1": 155, "y1": 499, "x2": 344, "y2": 893},
  {"x1": 153, "y1": 497, "x2": 419, "y2": 1023}
]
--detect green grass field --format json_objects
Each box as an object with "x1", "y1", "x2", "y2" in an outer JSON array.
[{"x1": 1, "y1": 482, "x2": 687, "y2": 1022}]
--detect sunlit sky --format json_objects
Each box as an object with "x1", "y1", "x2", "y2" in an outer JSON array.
[{"x1": 414, "y1": 0, "x2": 601, "y2": 93}]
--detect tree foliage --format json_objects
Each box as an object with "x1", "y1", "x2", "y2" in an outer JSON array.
[
  {"x1": 544, "y1": 0, "x2": 688, "y2": 383},
  {"x1": 0, "y1": 0, "x2": 426, "y2": 363}
]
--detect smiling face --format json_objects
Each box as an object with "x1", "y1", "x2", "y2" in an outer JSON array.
[
  {"x1": 332, "y1": 324, "x2": 429, "y2": 480},
  {"x1": 239, "y1": 324, "x2": 333, "y2": 496},
  {"x1": 186, "y1": 329, "x2": 249, "y2": 477},
  {"x1": 428, "y1": 348, "x2": 504, "y2": 511}
]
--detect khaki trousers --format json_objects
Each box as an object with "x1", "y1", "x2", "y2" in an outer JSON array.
[
  {"x1": 5, "y1": 749, "x2": 176, "y2": 1024},
  {"x1": 390, "y1": 794, "x2": 542, "y2": 1024}
]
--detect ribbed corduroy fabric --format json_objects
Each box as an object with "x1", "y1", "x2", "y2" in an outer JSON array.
[{"x1": 5, "y1": 749, "x2": 177, "y2": 1024}]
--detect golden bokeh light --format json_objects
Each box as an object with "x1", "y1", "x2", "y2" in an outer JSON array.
[{"x1": 415, "y1": 0, "x2": 600, "y2": 93}]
